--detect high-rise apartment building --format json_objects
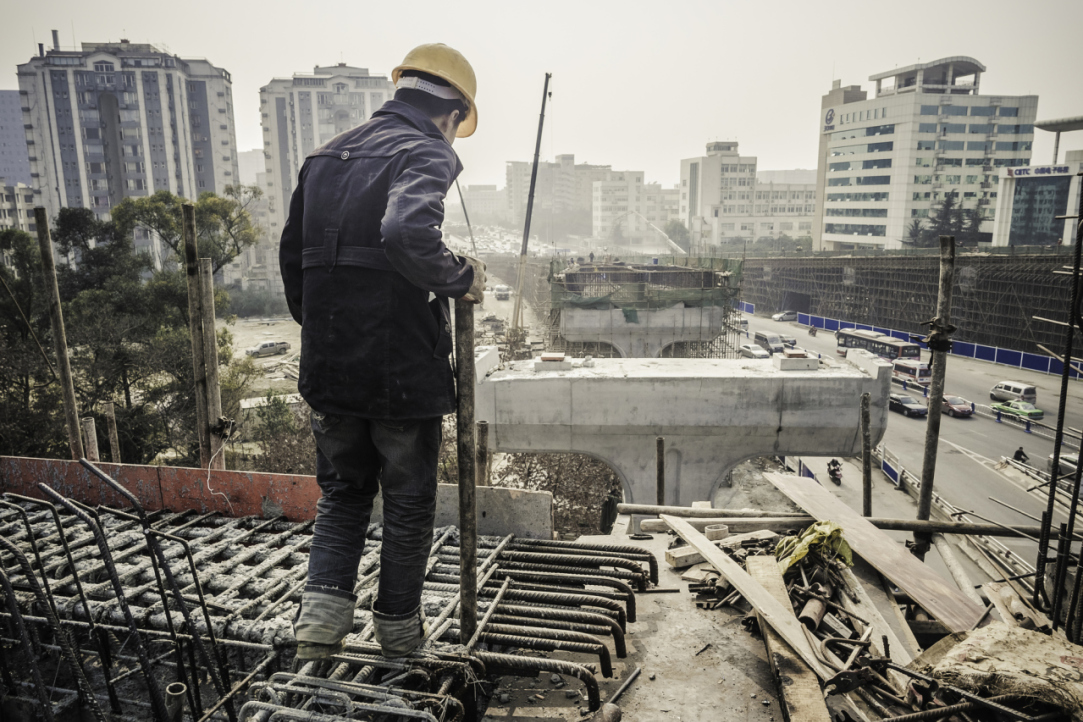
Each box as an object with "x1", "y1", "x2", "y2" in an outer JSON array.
[
  {"x1": 505, "y1": 154, "x2": 612, "y2": 228},
  {"x1": 17, "y1": 37, "x2": 238, "y2": 223},
  {"x1": 0, "y1": 91, "x2": 32, "y2": 185},
  {"x1": 260, "y1": 64, "x2": 394, "y2": 233},
  {"x1": 680, "y1": 142, "x2": 817, "y2": 249},
  {"x1": 812, "y1": 57, "x2": 1037, "y2": 251},
  {"x1": 0, "y1": 181, "x2": 41, "y2": 235}
]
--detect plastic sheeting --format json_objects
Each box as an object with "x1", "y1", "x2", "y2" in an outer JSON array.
[{"x1": 774, "y1": 520, "x2": 854, "y2": 573}]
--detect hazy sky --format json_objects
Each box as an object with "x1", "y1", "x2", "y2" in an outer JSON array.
[{"x1": 4, "y1": 0, "x2": 1082, "y2": 189}]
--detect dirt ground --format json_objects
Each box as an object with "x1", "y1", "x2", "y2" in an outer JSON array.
[{"x1": 227, "y1": 316, "x2": 302, "y2": 394}]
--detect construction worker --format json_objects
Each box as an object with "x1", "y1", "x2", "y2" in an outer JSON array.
[
  {"x1": 280, "y1": 43, "x2": 486, "y2": 660},
  {"x1": 1014, "y1": 446, "x2": 1029, "y2": 464}
]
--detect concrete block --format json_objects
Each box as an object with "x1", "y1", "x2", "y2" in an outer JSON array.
[
  {"x1": 773, "y1": 356, "x2": 819, "y2": 371},
  {"x1": 372, "y1": 483, "x2": 553, "y2": 539},
  {"x1": 691, "y1": 501, "x2": 713, "y2": 509}
]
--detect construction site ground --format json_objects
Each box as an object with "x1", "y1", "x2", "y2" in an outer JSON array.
[{"x1": 482, "y1": 455, "x2": 982, "y2": 720}]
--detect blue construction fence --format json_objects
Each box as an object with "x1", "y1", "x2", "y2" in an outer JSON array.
[{"x1": 795, "y1": 312, "x2": 1079, "y2": 379}]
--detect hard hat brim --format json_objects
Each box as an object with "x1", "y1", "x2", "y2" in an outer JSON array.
[{"x1": 393, "y1": 64, "x2": 477, "y2": 138}]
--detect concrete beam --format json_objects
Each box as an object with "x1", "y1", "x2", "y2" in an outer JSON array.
[
  {"x1": 474, "y1": 348, "x2": 891, "y2": 508},
  {"x1": 559, "y1": 304, "x2": 729, "y2": 358}
]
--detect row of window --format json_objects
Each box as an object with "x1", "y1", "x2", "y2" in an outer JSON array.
[
  {"x1": 830, "y1": 141, "x2": 894, "y2": 156},
  {"x1": 827, "y1": 175, "x2": 891, "y2": 187},
  {"x1": 824, "y1": 223, "x2": 886, "y2": 236},
  {"x1": 831, "y1": 124, "x2": 895, "y2": 141},
  {"x1": 825, "y1": 192, "x2": 889, "y2": 203},
  {"x1": 917, "y1": 123, "x2": 1033, "y2": 135},
  {"x1": 719, "y1": 164, "x2": 756, "y2": 174},
  {"x1": 920, "y1": 105, "x2": 1019, "y2": 117},
  {"x1": 716, "y1": 205, "x2": 815, "y2": 215},
  {"x1": 837, "y1": 107, "x2": 889, "y2": 125},
  {"x1": 828, "y1": 159, "x2": 892, "y2": 172},
  {"x1": 825, "y1": 208, "x2": 888, "y2": 218}
]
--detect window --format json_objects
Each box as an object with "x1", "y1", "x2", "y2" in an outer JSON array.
[
  {"x1": 969, "y1": 124, "x2": 994, "y2": 134},
  {"x1": 856, "y1": 175, "x2": 890, "y2": 185},
  {"x1": 862, "y1": 158, "x2": 891, "y2": 169},
  {"x1": 966, "y1": 158, "x2": 987, "y2": 166},
  {"x1": 943, "y1": 175, "x2": 962, "y2": 184},
  {"x1": 868, "y1": 141, "x2": 893, "y2": 153},
  {"x1": 920, "y1": 105, "x2": 939, "y2": 115},
  {"x1": 914, "y1": 175, "x2": 932, "y2": 185},
  {"x1": 943, "y1": 106, "x2": 968, "y2": 116},
  {"x1": 196, "y1": 164, "x2": 205, "y2": 173},
  {"x1": 999, "y1": 107, "x2": 1019, "y2": 117},
  {"x1": 916, "y1": 140, "x2": 936, "y2": 151},
  {"x1": 970, "y1": 106, "x2": 995, "y2": 116},
  {"x1": 967, "y1": 141, "x2": 992, "y2": 152},
  {"x1": 937, "y1": 158, "x2": 963, "y2": 167},
  {"x1": 996, "y1": 141, "x2": 1032, "y2": 152},
  {"x1": 826, "y1": 192, "x2": 889, "y2": 202},
  {"x1": 198, "y1": 180, "x2": 206, "y2": 188},
  {"x1": 720, "y1": 223, "x2": 735, "y2": 231},
  {"x1": 1001, "y1": 124, "x2": 1034, "y2": 135},
  {"x1": 828, "y1": 178, "x2": 852, "y2": 186},
  {"x1": 829, "y1": 161, "x2": 851, "y2": 172},
  {"x1": 124, "y1": 162, "x2": 145, "y2": 173},
  {"x1": 83, "y1": 127, "x2": 101, "y2": 140},
  {"x1": 125, "y1": 179, "x2": 146, "y2": 190},
  {"x1": 938, "y1": 140, "x2": 965, "y2": 151},
  {"x1": 911, "y1": 209, "x2": 930, "y2": 218},
  {"x1": 918, "y1": 123, "x2": 938, "y2": 133},
  {"x1": 93, "y1": 62, "x2": 115, "y2": 72},
  {"x1": 940, "y1": 123, "x2": 966, "y2": 135},
  {"x1": 825, "y1": 208, "x2": 888, "y2": 218},
  {"x1": 824, "y1": 223, "x2": 886, "y2": 236}
]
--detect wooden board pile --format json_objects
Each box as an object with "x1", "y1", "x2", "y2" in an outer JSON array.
[{"x1": 639, "y1": 473, "x2": 1071, "y2": 721}]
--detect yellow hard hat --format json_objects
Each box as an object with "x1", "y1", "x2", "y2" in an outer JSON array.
[{"x1": 393, "y1": 43, "x2": 477, "y2": 138}]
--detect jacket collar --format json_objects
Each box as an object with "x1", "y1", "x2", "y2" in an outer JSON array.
[{"x1": 372, "y1": 99, "x2": 450, "y2": 144}]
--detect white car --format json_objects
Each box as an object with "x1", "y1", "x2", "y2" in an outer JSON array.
[
  {"x1": 739, "y1": 344, "x2": 770, "y2": 359},
  {"x1": 772, "y1": 310, "x2": 798, "y2": 322}
]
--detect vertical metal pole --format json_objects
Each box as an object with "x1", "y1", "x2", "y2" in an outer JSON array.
[
  {"x1": 861, "y1": 392, "x2": 872, "y2": 517},
  {"x1": 510, "y1": 72, "x2": 552, "y2": 340},
  {"x1": 456, "y1": 179, "x2": 478, "y2": 258},
  {"x1": 183, "y1": 204, "x2": 210, "y2": 468},
  {"x1": 914, "y1": 235, "x2": 955, "y2": 560},
  {"x1": 200, "y1": 258, "x2": 225, "y2": 470},
  {"x1": 455, "y1": 298, "x2": 477, "y2": 644},
  {"x1": 81, "y1": 417, "x2": 99, "y2": 462},
  {"x1": 656, "y1": 437, "x2": 665, "y2": 506},
  {"x1": 104, "y1": 401, "x2": 121, "y2": 463},
  {"x1": 1053, "y1": 131, "x2": 1061, "y2": 165},
  {"x1": 34, "y1": 207, "x2": 83, "y2": 460},
  {"x1": 476, "y1": 420, "x2": 489, "y2": 487},
  {"x1": 1041, "y1": 174, "x2": 1083, "y2": 617}
]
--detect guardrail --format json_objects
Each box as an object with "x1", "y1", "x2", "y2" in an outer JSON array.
[{"x1": 799, "y1": 312, "x2": 1081, "y2": 380}]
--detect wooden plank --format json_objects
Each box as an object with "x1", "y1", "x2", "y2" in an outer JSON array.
[
  {"x1": 879, "y1": 574, "x2": 923, "y2": 658},
  {"x1": 983, "y1": 582, "x2": 1019, "y2": 627},
  {"x1": 640, "y1": 517, "x2": 805, "y2": 533},
  {"x1": 763, "y1": 473, "x2": 985, "y2": 632},
  {"x1": 661, "y1": 514, "x2": 833, "y2": 679},
  {"x1": 836, "y1": 565, "x2": 913, "y2": 667},
  {"x1": 747, "y1": 556, "x2": 832, "y2": 722},
  {"x1": 665, "y1": 545, "x2": 704, "y2": 569}
]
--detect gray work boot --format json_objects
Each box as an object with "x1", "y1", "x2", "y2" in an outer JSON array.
[
  {"x1": 372, "y1": 604, "x2": 427, "y2": 658},
  {"x1": 294, "y1": 590, "x2": 356, "y2": 660}
]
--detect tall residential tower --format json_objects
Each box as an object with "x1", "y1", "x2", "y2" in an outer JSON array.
[
  {"x1": 17, "y1": 37, "x2": 238, "y2": 223},
  {"x1": 812, "y1": 57, "x2": 1037, "y2": 250},
  {"x1": 260, "y1": 64, "x2": 394, "y2": 234}
]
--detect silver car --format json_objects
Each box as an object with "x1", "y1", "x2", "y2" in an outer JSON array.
[{"x1": 740, "y1": 343, "x2": 770, "y2": 359}]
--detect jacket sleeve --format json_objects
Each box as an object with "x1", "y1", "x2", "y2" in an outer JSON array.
[
  {"x1": 279, "y1": 165, "x2": 307, "y2": 324},
  {"x1": 381, "y1": 142, "x2": 474, "y2": 298}
]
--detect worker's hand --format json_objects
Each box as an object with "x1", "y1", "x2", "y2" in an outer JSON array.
[{"x1": 461, "y1": 255, "x2": 487, "y2": 304}]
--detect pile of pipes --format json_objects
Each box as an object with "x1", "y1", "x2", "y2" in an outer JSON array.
[{"x1": 0, "y1": 461, "x2": 656, "y2": 721}]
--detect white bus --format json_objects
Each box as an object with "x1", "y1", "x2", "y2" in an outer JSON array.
[
  {"x1": 892, "y1": 359, "x2": 931, "y2": 387},
  {"x1": 836, "y1": 328, "x2": 921, "y2": 362}
]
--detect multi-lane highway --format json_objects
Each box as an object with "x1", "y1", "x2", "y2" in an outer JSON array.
[{"x1": 745, "y1": 313, "x2": 1083, "y2": 560}]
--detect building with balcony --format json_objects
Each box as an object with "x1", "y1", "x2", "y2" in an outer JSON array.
[
  {"x1": 260, "y1": 64, "x2": 394, "y2": 233},
  {"x1": 0, "y1": 91, "x2": 32, "y2": 186},
  {"x1": 17, "y1": 35, "x2": 238, "y2": 232},
  {"x1": 0, "y1": 180, "x2": 42, "y2": 235},
  {"x1": 812, "y1": 57, "x2": 1038, "y2": 251}
]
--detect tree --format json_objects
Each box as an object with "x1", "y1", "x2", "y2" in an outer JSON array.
[
  {"x1": 905, "y1": 219, "x2": 925, "y2": 246},
  {"x1": 112, "y1": 184, "x2": 263, "y2": 273},
  {"x1": 664, "y1": 220, "x2": 691, "y2": 251}
]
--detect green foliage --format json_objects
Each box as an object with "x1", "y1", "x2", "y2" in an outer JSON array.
[
  {"x1": 0, "y1": 200, "x2": 261, "y2": 464},
  {"x1": 225, "y1": 284, "x2": 291, "y2": 318},
  {"x1": 664, "y1": 220, "x2": 691, "y2": 251},
  {"x1": 906, "y1": 197, "x2": 985, "y2": 248},
  {"x1": 112, "y1": 185, "x2": 263, "y2": 273}
]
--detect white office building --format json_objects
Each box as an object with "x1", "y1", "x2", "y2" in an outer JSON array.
[
  {"x1": 506, "y1": 154, "x2": 612, "y2": 228},
  {"x1": 812, "y1": 57, "x2": 1038, "y2": 251},
  {"x1": 17, "y1": 35, "x2": 238, "y2": 223},
  {"x1": 680, "y1": 142, "x2": 816, "y2": 250},
  {"x1": 260, "y1": 64, "x2": 394, "y2": 233}
]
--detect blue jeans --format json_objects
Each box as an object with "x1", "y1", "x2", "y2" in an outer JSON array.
[{"x1": 306, "y1": 411, "x2": 442, "y2": 616}]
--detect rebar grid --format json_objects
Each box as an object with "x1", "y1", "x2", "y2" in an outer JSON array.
[{"x1": 0, "y1": 462, "x2": 655, "y2": 721}]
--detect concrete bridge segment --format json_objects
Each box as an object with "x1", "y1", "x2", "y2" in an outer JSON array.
[{"x1": 474, "y1": 348, "x2": 891, "y2": 513}]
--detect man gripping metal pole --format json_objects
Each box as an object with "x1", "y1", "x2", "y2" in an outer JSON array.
[{"x1": 280, "y1": 43, "x2": 486, "y2": 660}]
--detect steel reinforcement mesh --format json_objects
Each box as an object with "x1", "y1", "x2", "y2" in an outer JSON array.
[{"x1": 0, "y1": 463, "x2": 656, "y2": 721}]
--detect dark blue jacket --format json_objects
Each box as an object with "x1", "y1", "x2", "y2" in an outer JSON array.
[{"x1": 279, "y1": 100, "x2": 474, "y2": 420}]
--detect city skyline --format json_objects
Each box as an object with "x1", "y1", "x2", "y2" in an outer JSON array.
[{"x1": 1, "y1": 0, "x2": 1080, "y2": 192}]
